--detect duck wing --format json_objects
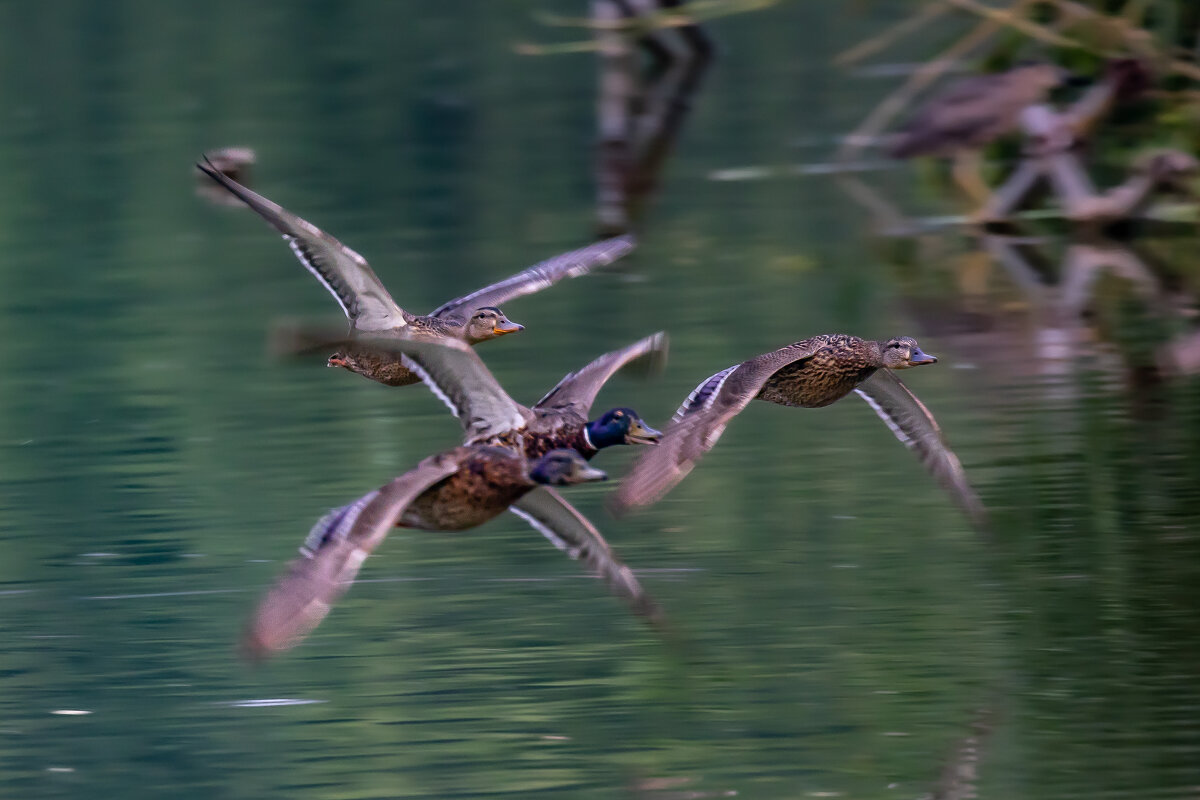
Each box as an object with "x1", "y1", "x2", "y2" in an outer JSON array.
[
  {"x1": 428, "y1": 235, "x2": 635, "y2": 321},
  {"x1": 609, "y1": 340, "x2": 823, "y2": 514},
  {"x1": 349, "y1": 333, "x2": 531, "y2": 442},
  {"x1": 534, "y1": 332, "x2": 668, "y2": 415},
  {"x1": 242, "y1": 451, "x2": 462, "y2": 659},
  {"x1": 512, "y1": 487, "x2": 662, "y2": 625},
  {"x1": 197, "y1": 159, "x2": 406, "y2": 332},
  {"x1": 854, "y1": 369, "x2": 987, "y2": 529}
]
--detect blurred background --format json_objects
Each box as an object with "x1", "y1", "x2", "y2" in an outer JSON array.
[{"x1": 3, "y1": 1, "x2": 1200, "y2": 797}]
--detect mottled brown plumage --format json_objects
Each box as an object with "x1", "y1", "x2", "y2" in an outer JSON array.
[
  {"x1": 243, "y1": 447, "x2": 661, "y2": 658},
  {"x1": 754, "y1": 333, "x2": 893, "y2": 407},
  {"x1": 325, "y1": 342, "x2": 423, "y2": 387},
  {"x1": 398, "y1": 446, "x2": 551, "y2": 531},
  {"x1": 610, "y1": 335, "x2": 986, "y2": 529},
  {"x1": 196, "y1": 157, "x2": 635, "y2": 385},
  {"x1": 326, "y1": 315, "x2": 502, "y2": 387}
]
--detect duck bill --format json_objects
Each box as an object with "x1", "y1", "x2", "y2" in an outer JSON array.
[
  {"x1": 625, "y1": 419, "x2": 663, "y2": 445},
  {"x1": 909, "y1": 347, "x2": 938, "y2": 366},
  {"x1": 492, "y1": 320, "x2": 524, "y2": 336},
  {"x1": 573, "y1": 464, "x2": 608, "y2": 483}
]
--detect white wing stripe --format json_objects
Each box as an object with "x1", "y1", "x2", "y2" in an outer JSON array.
[
  {"x1": 400, "y1": 355, "x2": 461, "y2": 418},
  {"x1": 673, "y1": 366, "x2": 737, "y2": 424},
  {"x1": 854, "y1": 389, "x2": 915, "y2": 448},
  {"x1": 300, "y1": 490, "x2": 380, "y2": 557},
  {"x1": 286, "y1": 235, "x2": 351, "y2": 318},
  {"x1": 510, "y1": 507, "x2": 582, "y2": 559},
  {"x1": 433, "y1": 269, "x2": 551, "y2": 315},
  {"x1": 429, "y1": 236, "x2": 633, "y2": 318}
]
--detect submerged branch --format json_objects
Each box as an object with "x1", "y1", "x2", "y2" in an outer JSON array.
[
  {"x1": 836, "y1": 3, "x2": 1029, "y2": 161},
  {"x1": 943, "y1": 0, "x2": 1086, "y2": 49},
  {"x1": 834, "y1": 2, "x2": 952, "y2": 67}
]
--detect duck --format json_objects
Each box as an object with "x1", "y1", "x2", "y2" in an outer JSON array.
[
  {"x1": 244, "y1": 447, "x2": 659, "y2": 658},
  {"x1": 196, "y1": 156, "x2": 635, "y2": 386},
  {"x1": 327, "y1": 330, "x2": 668, "y2": 460},
  {"x1": 608, "y1": 334, "x2": 986, "y2": 528},
  {"x1": 888, "y1": 63, "x2": 1069, "y2": 205}
]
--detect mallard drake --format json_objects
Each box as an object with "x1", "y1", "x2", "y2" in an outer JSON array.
[
  {"x1": 609, "y1": 334, "x2": 985, "y2": 527},
  {"x1": 888, "y1": 63, "x2": 1068, "y2": 205},
  {"x1": 244, "y1": 447, "x2": 658, "y2": 658},
  {"x1": 329, "y1": 330, "x2": 667, "y2": 460},
  {"x1": 196, "y1": 157, "x2": 635, "y2": 386}
]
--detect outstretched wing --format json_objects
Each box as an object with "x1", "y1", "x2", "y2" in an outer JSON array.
[
  {"x1": 854, "y1": 369, "x2": 987, "y2": 529},
  {"x1": 534, "y1": 332, "x2": 668, "y2": 414},
  {"x1": 197, "y1": 159, "x2": 406, "y2": 331},
  {"x1": 242, "y1": 452, "x2": 461, "y2": 659},
  {"x1": 609, "y1": 340, "x2": 823, "y2": 514},
  {"x1": 511, "y1": 487, "x2": 662, "y2": 625},
  {"x1": 429, "y1": 235, "x2": 635, "y2": 320},
  {"x1": 347, "y1": 333, "x2": 531, "y2": 442}
]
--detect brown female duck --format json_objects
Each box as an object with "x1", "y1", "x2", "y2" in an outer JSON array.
[
  {"x1": 336, "y1": 331, "x2": 667, "y2": 460},
  {"x1": 244, "y1": 447, "x2": 659, "y2": 658},
  {"x1": 609, "y1": 334, "x2": 985, "y2": 527},
  {"x1": 196, "y1": 157, "x2": 634, "y2": 385}
]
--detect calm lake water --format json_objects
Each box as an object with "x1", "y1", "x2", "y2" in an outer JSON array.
[{"x1": 2, "y1": 2, "x2": 1199, "y2": 798}]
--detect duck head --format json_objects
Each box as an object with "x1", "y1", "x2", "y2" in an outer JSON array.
[
  {"x1": 880, "y1": 336, "x2": 938, "y2": 369},
  {"x1": 464, "y1": 306, "x2": 524, "y2": 343},
  {"x1": 529, "y1": 449, "x2": 608, "y2": 486},
  {"x1": 585, "y1": 408, "x2": 663, "y2": 450}
]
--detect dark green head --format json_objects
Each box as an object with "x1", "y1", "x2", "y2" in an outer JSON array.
[
  {"x1": 529, "y1": 449, "x2": 608, "y2": 486},
  {"x1": 584, "y1": 408, "x2": 662, "y2": 451}
]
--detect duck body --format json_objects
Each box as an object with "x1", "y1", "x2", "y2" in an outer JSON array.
[
  {"x1": 473, "y1": 408, "x2": 594, "y2": 462},
  {"x1": 325, "y1": 315, "x2": 500, "y2": 387},
  {"x1": 398, "y1": 445, "x2": 544, "y2": 531},
  {"x1": 754, "y1": 334, "x2": 886, "y2": 408},
  {"x1": 326, "y1": 342, "x2": 422, "y2": 387},
  {"x1": 523, "y1": 408, "x2": 594, "y2": 459},
  {"x1": 517, "y1": 405, "x2": 662, "y2": 460}
]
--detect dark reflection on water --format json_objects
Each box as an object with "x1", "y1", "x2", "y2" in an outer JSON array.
[{"x1": 1, "y1": 2, "x2": 1199, "y2": 799}]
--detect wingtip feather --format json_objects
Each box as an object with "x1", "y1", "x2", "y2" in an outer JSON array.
[{"x1": 195, "y1": 156, "x2": 221, "y2": 181}]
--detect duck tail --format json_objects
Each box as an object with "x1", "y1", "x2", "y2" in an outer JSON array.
[{"x1": 267, "y1": 319, "x2": 350, "y2": 359}]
